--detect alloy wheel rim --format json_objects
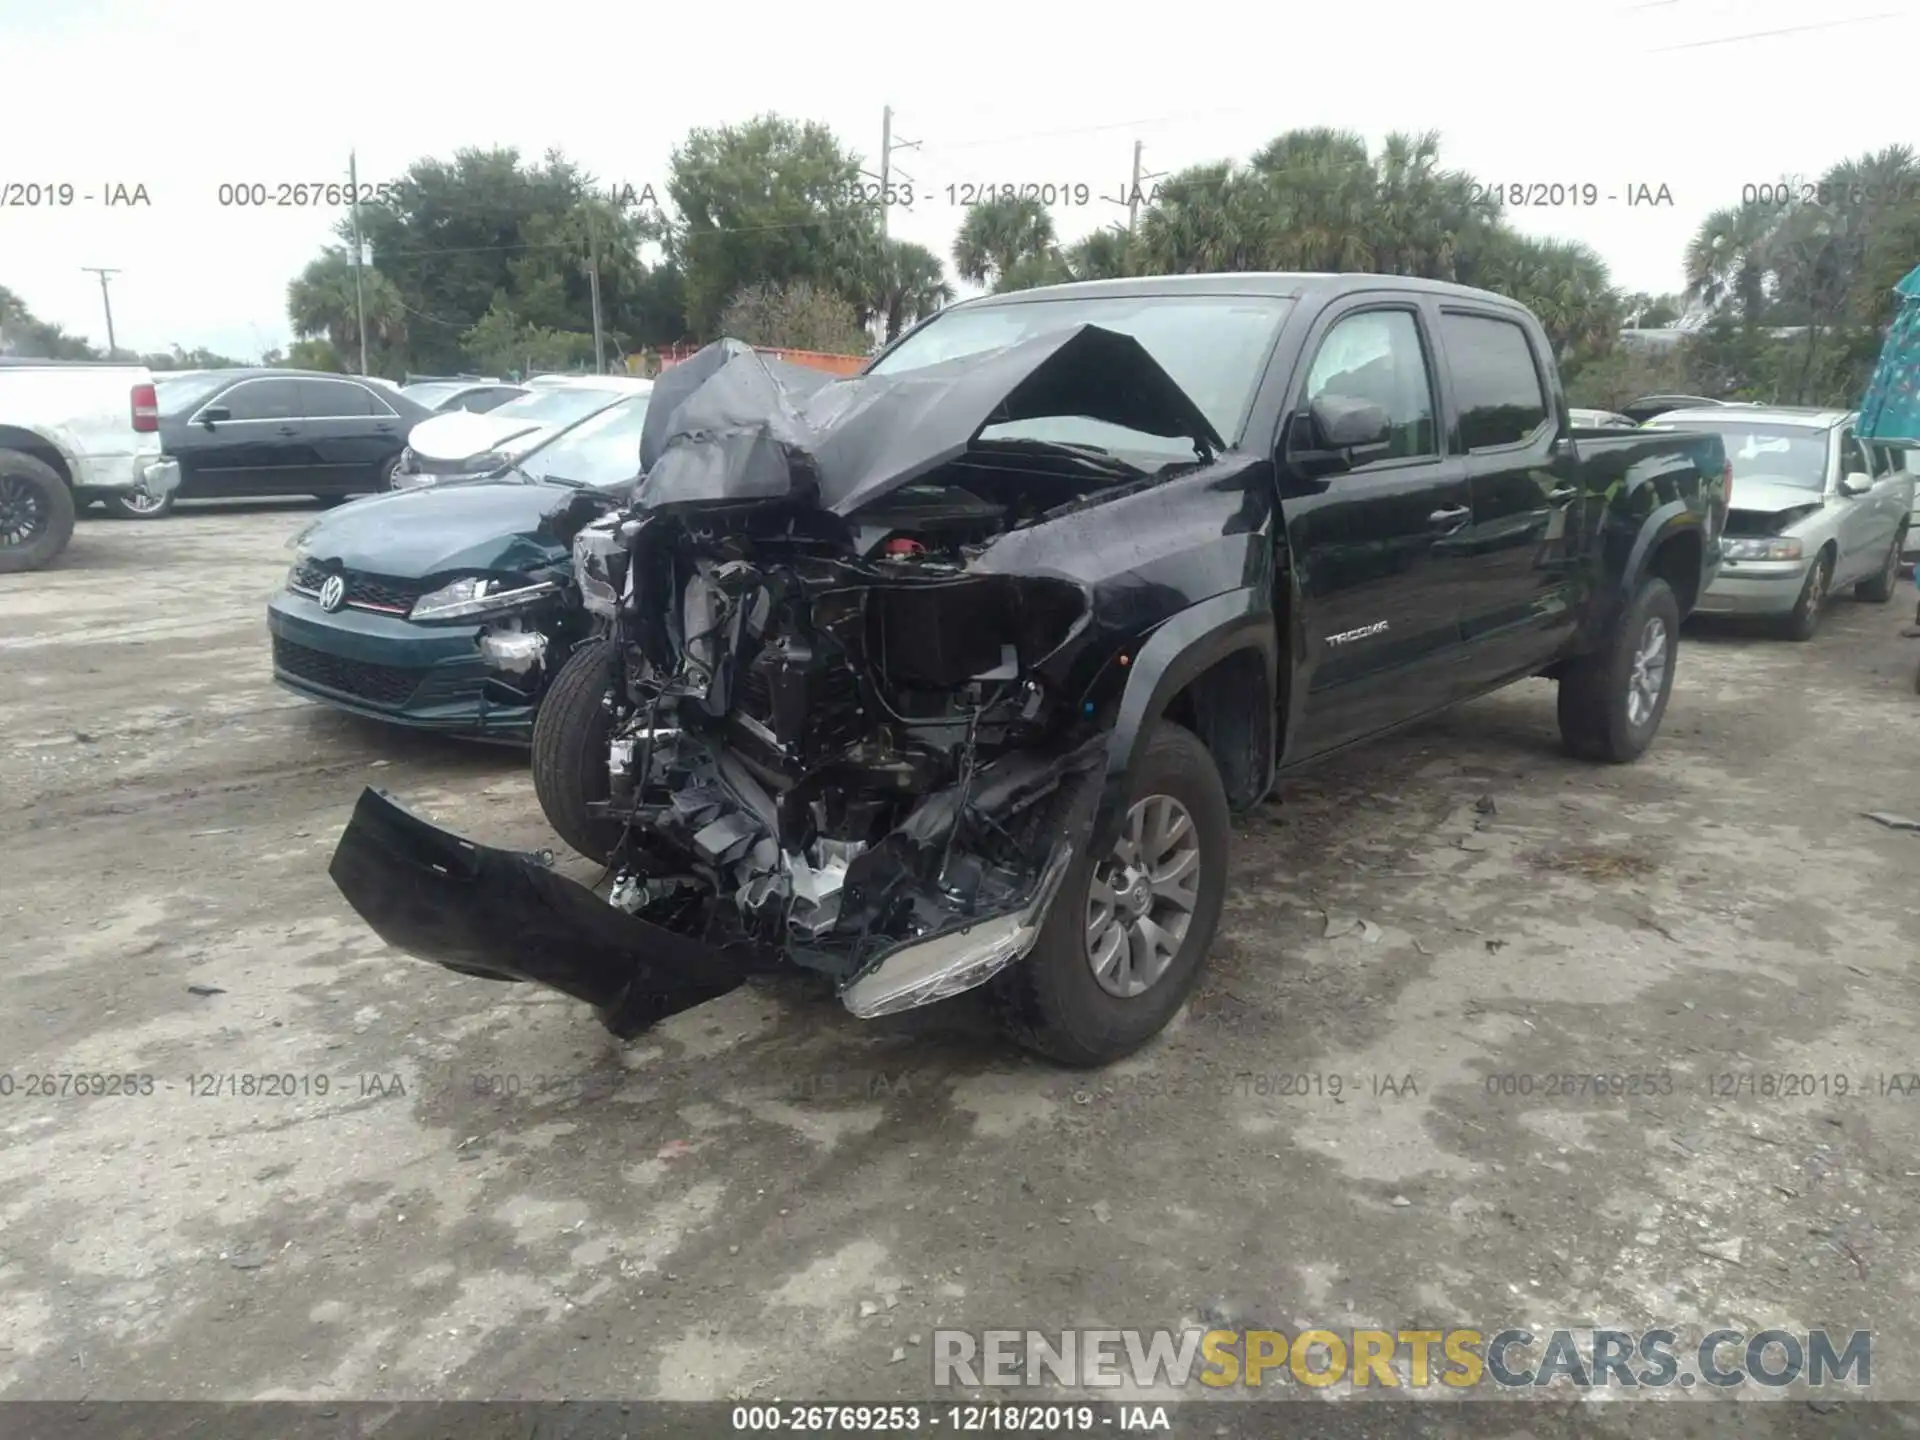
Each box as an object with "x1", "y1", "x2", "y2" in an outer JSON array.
[
  {"x1": 1805, "y1": 562, "x2": 1827, "y2": 615},
  {"x1": 118, "y1": 488, "x2": 167, "y2": 514},
  {"x1": 1626, "y1": 616, "x2": 1668, "y2": 729},
  {"x1": 1085, "y1": 793, "x2": 1200, "y2": 999},
  {"x1": 0, "y1": 475, "x2": 48, "y2": 546}
]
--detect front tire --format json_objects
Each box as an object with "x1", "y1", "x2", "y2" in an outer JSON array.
[
  {"x1": 991, "y1": 720, "x2": 1230, "y2": 1067},
  {"x1": 1855, "y1": 527, "x2": 1907, "y2": 603},
  {"x1": 1557, "y1": 576, "x2": 1680, "y2": 763},
  {"x1": 0, "y1": 449, "x2": 77, "y2": 574},
  {"x1": 531, "y1": 637, "x2": 625, "y2": 864},
  {"x1": 1782, "y1": 551, "x2": 1832, "y2": 641}
]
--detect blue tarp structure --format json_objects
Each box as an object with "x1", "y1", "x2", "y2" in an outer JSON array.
[{"x1": 1857, "y1": 263, "x2": 1920, "y2": 442}]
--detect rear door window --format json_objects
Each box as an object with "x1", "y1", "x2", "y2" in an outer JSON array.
[{"x1": 1439, "y1": 312, "x2": 1550, "y2": 451}]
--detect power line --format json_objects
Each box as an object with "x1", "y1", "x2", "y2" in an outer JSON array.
[{"x1": 1648, "y1": 11, "x2": 1899, "y2": 51}]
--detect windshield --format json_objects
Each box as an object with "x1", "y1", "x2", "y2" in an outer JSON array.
[
  {"x1": 867, "y1": 294, "x2": 1293, "y2": 456},
  {"x1": 520, "y1": 394, "x2": 652, "y2": 487},
  {"x1": 155, "y1": 372, "x2": 234, "y2": 413},
  {"x1": 1650, "y1": 421, "x2": 1829, "y2": 490},
  {"x1": 400, "y1": 382, "x2": 469, "y2": 409},
  {"x1": 484, "y1": 386, "x2": 633, "y2": 430}
]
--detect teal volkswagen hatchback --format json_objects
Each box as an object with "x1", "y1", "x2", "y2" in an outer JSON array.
[{"x1": 266, "y1": 390, "x2": 651, "y2": 740}]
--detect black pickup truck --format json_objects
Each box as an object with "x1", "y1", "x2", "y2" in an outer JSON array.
[{"x1": 329, "y1": 274, "x2": 1729, "y2": 1067}]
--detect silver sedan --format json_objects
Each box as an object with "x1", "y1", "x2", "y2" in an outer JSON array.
[{"x1": 1646, "y1": 407, "x2": 1913, "y2": 640}]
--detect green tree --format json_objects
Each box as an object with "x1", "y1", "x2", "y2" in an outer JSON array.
[
  {"x1": 666, "y1": 115, "x2": 881, "y2": 336},
  {"x1": 718, "y1": 280, "x2": 870, "y2": 353},
  {"x1": 286, "y1": 249, "x2": 408, "y2": 373},
  {"x1": 461, "y1": 295, "x2": 596, "y2": 376},
  {"x1": 952, "y1": 195, "x2": 1058, "y2": 290},
  {"x1": 0, "y1": 284, "x2": 100, "y2": 359},
  {"x1": 286, "y1": 338, "x2": 346, "y2": 371}
]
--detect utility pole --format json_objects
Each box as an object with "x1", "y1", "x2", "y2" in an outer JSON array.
[
  {"x1": 348, "y1": 150, "x2": 369, "y2": 375},
  {"x1": 587, "y1": 222, "x2": 606, "y2": 373},
  {"x1": 1126, "y1": 141, "x2": 1166, "y2": 235},
  {"x1": 81, "y1": 268, "x2": 119, "y2": 357},
  {"x1": 870, "y1": 104, "x2": 920, "y2": 240}
]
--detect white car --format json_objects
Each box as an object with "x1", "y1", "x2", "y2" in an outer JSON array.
[
  {"x1": 1569, "y1": 407, "x2": 1637, "y2": 429},
  {"x1": 390, "y1": 376, "x2": 653, "y2": 489},
  {"x1": 0, "y1": 360, "x2": 181, "y2": 571}
]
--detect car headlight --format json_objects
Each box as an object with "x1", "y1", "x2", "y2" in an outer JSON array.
[
  {"x1": 409, "y1": 575, "x2": 561, "y2": 622},
  {"x1": 1723, "y1": 537, "x2": 1804, "y2": 561},
  {"x1": 572, "y1": 523, "x2": 625, "y2": 617}
]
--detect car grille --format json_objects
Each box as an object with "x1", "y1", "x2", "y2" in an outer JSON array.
[
  {"x1": 290, "y1": 559, "x2": 431, "y2": 614},
  {"x1": 273, "y1": 636, "x2": 424, "y2": 706}
]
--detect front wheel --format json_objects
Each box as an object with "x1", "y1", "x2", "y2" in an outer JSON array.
[
  {"x1": 0, "y1": 449, "x2": 78, "y2": 574},
  {"x1": 991, "y1": 720, "x2": 1230, "y2": 1067},
  {"x1": 1782, "y1": 552, "x2": 1832, "y2": 641},
  {"x1": 530, "y1": 637, "x2": 625, "y2": 864},
  {"x1": 1557, "y1": 576, "x2": 1680, "y2": 763},
  {"x1": 1855, "y1": 527, "x2": 1907, "y2": 603}
]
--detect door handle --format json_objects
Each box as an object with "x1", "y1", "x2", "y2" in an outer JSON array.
[
  {"x1": 277, "y1": 425, "x2": 298, "y2": 436},
  {"x1": 1428, "y1": 505, "x2": 1470, "y2": 526},
  {"x1": 1548, "y1": 485, "x2": 1578, "y2": 502}
]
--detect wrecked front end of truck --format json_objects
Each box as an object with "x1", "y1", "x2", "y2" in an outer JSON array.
[{"x1": 330, "y1": 328, "x2": 1227, "y2": 1038}]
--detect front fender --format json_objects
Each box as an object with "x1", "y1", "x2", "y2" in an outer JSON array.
[{"x1": 1085, "y1": 587, "x2": 1277, "y2": 856}]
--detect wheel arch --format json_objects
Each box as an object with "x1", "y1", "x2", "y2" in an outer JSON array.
[
  {"x1": 1087, "y1": 587, "x2": 1277, "y2": 856},
  {"x1": 0, "y1": 427, "x2": 75, "y2": 487}
]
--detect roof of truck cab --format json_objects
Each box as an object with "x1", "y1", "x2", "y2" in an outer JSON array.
[
  {"x1": 957, "y1": 271, "x2": 1539, "y2": 310},
  {"x1": 1653, "y1": 406, "x2": 1854, "y2": 430}
]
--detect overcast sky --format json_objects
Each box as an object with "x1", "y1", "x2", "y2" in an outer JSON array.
[{"x1": 3, "y1": 0, "x2": 1914, "y2": 360}]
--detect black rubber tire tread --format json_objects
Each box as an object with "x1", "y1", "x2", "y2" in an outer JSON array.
[
  {"x1": 990, "y1": 720, "x2": 1231, "y2": 1067},
  {"x1": 1782, "y1": 551, "x2": 1833, "y2": 642},
  {"x1": 1556, "y1": 576, "x2": 1680, "y2": 764},
  {"x1": 0, "y1": 449, "x2": 77, "y2": 574},
  {"x1": 1855, "y1": 527, "x2": 1907, "y2": 603},
  {"x1": 531, "y1": 637, "x2": 625, "y2": 864}
]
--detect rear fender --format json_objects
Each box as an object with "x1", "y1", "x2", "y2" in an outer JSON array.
[{"x1": 1592, "y1": 501, "x2": 1706, "y2": 642}]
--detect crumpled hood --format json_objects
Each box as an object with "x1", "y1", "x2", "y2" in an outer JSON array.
[
  {"x1": 1730, "y1": 477, "x2": 1829, "y2": 520},
  {"x1": 635, "y1": 326, "x2": 1226, "y2": 518},
  {"x1": 407, "y1": 409, "x2": 552, "y2": 466},
  {"x1": 297, "y1": 480, "x2": 579, "y2": 579}
]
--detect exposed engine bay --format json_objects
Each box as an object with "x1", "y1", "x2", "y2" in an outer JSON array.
[{"x1": 577, "y1": 490, "x2": 1104, "y2": 989}]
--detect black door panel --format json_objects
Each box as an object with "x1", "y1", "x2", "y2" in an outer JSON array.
[
  {"x1": 1276, "y1": 300, "x2": 1470, "y2": 758},
  {"x1": 301, "y1": 379, "x2": 404, "y2": 492},
  {"x1": 172, "y1": 377, "x2": 312, "y2": 496},
  {"x1": 1432, "y1": 310, "x2": 1584, "y2": 694}
]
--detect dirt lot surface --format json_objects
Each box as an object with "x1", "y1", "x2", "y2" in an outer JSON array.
[{"x1": 5, "y1": 507, "x2": 1920, "y2": 1434}]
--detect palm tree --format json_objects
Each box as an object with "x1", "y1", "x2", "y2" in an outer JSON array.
[
  {"x1": 1683, "y1": 202, "x2": 1779, "y2": 323},
  {"x1": 286, "y1": 250, "x2": 408, "y2": 370},
  {"x1": 951, "y1": 195, "x2": 1057, "y2": 288},
  {"x1": 871, "y1": 240, "x2": 953, "y2": 341}
]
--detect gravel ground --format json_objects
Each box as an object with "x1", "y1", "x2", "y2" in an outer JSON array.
[{"x1": 4, "y1": 506, "x2": 1920, "y2": 1435}]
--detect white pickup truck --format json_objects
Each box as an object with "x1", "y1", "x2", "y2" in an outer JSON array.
[{"x1": 0, "y1": 360, "x2": 182, "y2": 572}]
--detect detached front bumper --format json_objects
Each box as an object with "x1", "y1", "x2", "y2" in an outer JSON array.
[
  {"x1": 1693, "y1": 557, "x2": 1809, "y2": 617},
  {"x1": 328, "y1": 748, "x2": 1099, "y2": 1039},
  {"x1": 329, "y1": 789, "x2": 754, "y2": 1037}
]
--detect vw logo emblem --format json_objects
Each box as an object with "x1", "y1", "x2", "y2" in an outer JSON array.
[{"x1": 318, "y1": 575, "x2": 346, "y2": 612}]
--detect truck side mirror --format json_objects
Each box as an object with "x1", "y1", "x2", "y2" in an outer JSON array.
[
  {"x1": 1287, "y1": 396, "x2": 1394, "y2": 476},
  {"x1": 1838, "y1": 470, "x2": 1873, "y2": 497}
]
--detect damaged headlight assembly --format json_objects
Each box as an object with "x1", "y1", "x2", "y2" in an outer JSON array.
[
  {"x1": 409, "y1": 575, "x2": 561, "y2": 623},
  {"x1": 572, "y1": 520, "x2": 627, "y2": 618},
  {"x1": 1723, "y1": 537, "x2": 1804, "y2": 561}
]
